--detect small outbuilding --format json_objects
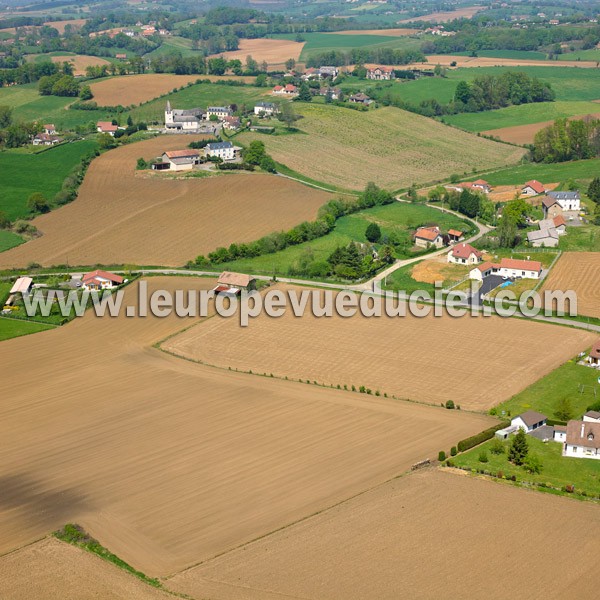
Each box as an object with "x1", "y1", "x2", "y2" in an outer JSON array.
[{"x1": 214, "y1": 271, "x2": 256, "y2": 295}]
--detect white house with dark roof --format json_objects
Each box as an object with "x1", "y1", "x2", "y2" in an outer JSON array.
[
  {"x1": 206, "y1": 141, "x2": 235, "y2": 161},
  {"x1": 564, "y1": 420, "x2": 600, "y2": 459},
  {"x1": 586, "y1": 339, "x2": 600, "y2": 366},
  {"x1": 583, "y1": 410, "x2": 600, "y2": 423},
  {"x1": 511, "y1": 411, "x2": 547, "y2": 433},
  {"x1": 254, "y1": 102, "x2": 277, "y2": 116},
  {"x1": 546, "y1": 190, "x2": 580, "y2": 212},
  {"x1": 206, "y1": 106, "x2": 233, "y2": 121}
]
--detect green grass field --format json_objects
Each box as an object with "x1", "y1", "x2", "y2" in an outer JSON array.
[
  {"x1": 0, "y1": 139, "x2": 98, "y2": 220},
  {"x1": 558, "y1": 49, "x2": 600, "y2": 62},
  {"x1": 0, "y1": 317, "x2": 55, "y2": 342},
  {"x1": 128, "y1": 82, "x2": 269, "y2": 123},
  {"x1": 0, "y1": 230, "x2": 25, "y2": 252},
  {"x1": 454, "y1": 50, "x2": 549, "y2": 60},
  {"x1": 494, "y1": 359, "x2": 600, "y2": 421},
  {"x1": 481, "y1": 158, "x2": 600, "y2": 186},
  {"x1": 144, "y1": 36, "x2": 200, "y2": 59},
  {"x1": 443, "y1": 100, "x2": 600, "y2": 132},
  {"x1": 452, "y1": 436, "x2": 600, "y2": 499},
  {"x1": 211, "y1": 202, "x2": 471, "y2": 279}
]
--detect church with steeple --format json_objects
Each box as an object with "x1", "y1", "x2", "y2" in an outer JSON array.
[{"x1": 164, "y1": 100, "x2": 205, "y2": 131}]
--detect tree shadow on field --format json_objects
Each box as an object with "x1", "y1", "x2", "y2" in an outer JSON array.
[{"x1": 0, "y1": 473, "x2": 92, "y2": 529}]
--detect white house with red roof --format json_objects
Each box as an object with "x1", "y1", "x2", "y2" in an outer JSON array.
[
  {"x1": 469, "y1": 257, "x2": 542, "y2": 281},
  {"x1": 586, "y1": 339, "x2": 600, "y2": 366},
  {"x1": 82, "y1": 270, "x2": 124, "y2": 291},
  {"x1": 414, "y1": 226, "x2": 444, "y2": 249},
  {"x1": 447, "y1": 243, "x2": 482, "y2": 265},
  {"x1": 521, "y1": 180, "x2": 545, "y2": 196},
  {"x1": 43, "y1": 124, "x2": 57, "y2": 135},
  {"x1": 447, "y1": 229, "x2": 464, "y2": 243},
  {"x1": 97, "y1": 121, "x2": 118, "y2": 136},
  {"x1": 366, "y1": 66, "x2": 395, "y2": 80},
  {"x1": 273, "y1": 84, "x2": 297, "y2": 95}
]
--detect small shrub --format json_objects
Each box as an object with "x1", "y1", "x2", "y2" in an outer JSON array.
[
  {"x1": 496, "y1": 470, "x2": 504, "y2": 479},
  {"x1": 490, "y1": 438, "x2": 505, "y2": 455},
  {"x1": 478, "y1": 450, "x2": 488, "y2": 463},
  {"x1": 450, "y1": 446, "x2": 457, "y2": 457},
  {"x1": 445, "y1": 400, "x2": 455, "y2": 409},
  {"x1": 438, "y1": 450, "x2": 446, "y2": 462}
]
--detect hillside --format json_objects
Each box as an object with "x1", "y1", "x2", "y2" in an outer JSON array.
[{"x1": 238, "y1": 104, "x2": 526, "y2": 191}]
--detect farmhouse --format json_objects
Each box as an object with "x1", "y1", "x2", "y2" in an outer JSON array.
[
  {"x1": 320, "y1": 87, "x2": 342, "y2": 100},
  {"x1": 414, "y1": 226, "x2": 444, "y2": 249},
  {"x1": 319, "y1": 66, "x2": 339, "y2": 78},
  {"x1": 206, "y1": 141, "x2": 235, "y2": 161},
  {"x1": 213, "y1": 271, "x2": 257, "y2": 295},
  {"x1": 222, "y1": 116, "x2": 241, "y2": 131},
  {"x1": 469, "y1": 258, "x2": 542, "y2": 281},
  {"x1": 521, "y1": 180, "x2": 545, "y2": 197},
  {"x1": 97, "y1": 121, "x2": 118, "y2": 135},
  {"x1": 447, "y1": 243, "x2": 482, "y2": 265},
  {"x1": 206, "y1": 106, "x2": 233, "y2": 121},
  {"x1": 32, "y1": 133, "x2": 61, "y2": 146},
  {"x1": 348, "y1": 93, "x2": 373, "y2": 105},
  {"x1": 545, "y1": 191, "x2": 580, "y2": 212},
  {"x1": 470, "y1": 179, "x2": 491, "y2": 193},
  {"x1": 254, "y1": 102, "x2": 277, "y2": 116},
  {"x1": 82, "y1": 269, "x2": 124, "y2": 291},
  {"x1": 164, "y1": 101, "x2": 204, "y2": 132},
  {"x1": 541, "y1": 196, "x2": 563, "y2": 219},
  {"x1": 43, "y1": 124, "x2": 57, "y2": 135},
  {"x1": 564, "y1": 420, "x2": 600, "y2": 459},
  {"x1": 366, "y1": 66, "x2": 395, "y2": 80},
  {"x1": 586, "y1": 340, "x2": 600, "y2": 366},
  {"x1": 447, "y1": 229, "x2": 464, "y2": 243},
  {"x1": 158, "y1": 150, "x2": 200, "y2": 171},
  {"x1": 273, "y1": 84, "x2": 297, "y2": 95}
]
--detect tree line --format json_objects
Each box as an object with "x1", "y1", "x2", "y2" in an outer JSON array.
[
  {"x1": 305, "y1": 48, "x2": 425, "y2": 68},
  {"x1": 533, "y1": 118, "x2": 600, "y2": 162}
]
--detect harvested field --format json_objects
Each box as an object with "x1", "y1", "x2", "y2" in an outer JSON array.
[
  {"x1": 0, "y1": 277, "x2": 493, "y2": 576},
  {"x1": 414, "y1": 54, "x2": 600, "y2": 69},
  {"x1": 167, "y1": 469, "x2": 600, "y2": 600},
  {"x1": 410, "y1": 255, "x2": 472, "y2": 284},
  {"x1": 399, "y1": 6, "x2": 483, "y2": 22},
  {"x1": 0, "y1": 136, "x2": 329, "y2": 268},
  {"x1": 540, "y1": 252, "x2": 600, "y2": 319},
  {"x1": 50, "y1": 54, "x2": 111, "y2": 76},
  {"x1": 163, "y1": 284, "x2": 595, "y2": 410},
  {"x1": 221, "y1": 38, "x2": 304, "y2": 66},
  {"x1": 0, "y1": 538, "x2": 172, "y2": 600},
  {"x1": 44, "y1": 18, "x2": 86, "y2": 33},
  {"x1": 89, "y1": 74, "x2": 258, "y2": 107},
  {"x1": 238, "y1": 104, "x2": 525, "y2": 190},
  {"x1": 483, "y1": 113, "x2": 600, "y2": 145},
  {"x1": 330, "y1": 28, "x2": 418, "y2": 36}
]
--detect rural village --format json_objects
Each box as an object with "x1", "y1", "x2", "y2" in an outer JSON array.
[{"x1": 1, "y1": 0, "x2": 600, "y2": 598}]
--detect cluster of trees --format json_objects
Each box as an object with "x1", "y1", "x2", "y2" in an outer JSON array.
[
  {"x1": 324, "y1": 242, "x2": 394, "y2": 280},
  {"x1": 0, "y1": 60, "x2": 60, "y2": 86},
  {"x1": 38, "y1": 72, "x2": 80, "y2": 97},
  {"x1": 533, "y1": 118, "x2": 600, "y2": 163},
  {"x1": 241, "y1": 140, "x2": 276, "y2": 172},
  {"x1": 428, "y1": 186, "x2": 496, "y2": 224},
  {"x1": 0, "y1": 105, "x2": 42, "y2": 149},
  {"x1": 305, "y1": 48, "x2": 425, "y2": 68}
]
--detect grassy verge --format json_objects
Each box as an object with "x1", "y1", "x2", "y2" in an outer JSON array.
[
  {"x1": 449, "y1": 436, "x2": 600, "y2": 501},
  {"x1": 275, "y1": 162, "x2": 356, "y2": 194},
  {"x1": 53, "y1": 524, "x2": 162, "y2": 588},
  {"x1": 0, "y1": 317, "x2": 55, "y2": 342}
]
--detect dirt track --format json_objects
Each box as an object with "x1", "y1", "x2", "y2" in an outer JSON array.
[
  {"x1": 168, "y1": 469, "x2": 600, "y2": 600},
  {"x1": 0, "y1": 277, "x2": 493, "y2": 576},
  {"x1": 164, "y1": 285, "x2": 595, "y2": 410},
  {"x1": 541, "y1": 252, "x2": 600, "y2": 319},
  {"x1": 0, "y1": 136, "x2": 329, "y2": 269}
]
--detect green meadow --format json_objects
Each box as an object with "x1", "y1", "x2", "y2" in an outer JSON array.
[{"x1": 0, "y1": 230, "x2": 25, "y2": 252}]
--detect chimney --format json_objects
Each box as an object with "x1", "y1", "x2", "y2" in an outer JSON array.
[{"x1": 581, "y1": 422, "x2": 585, "y2": 439}]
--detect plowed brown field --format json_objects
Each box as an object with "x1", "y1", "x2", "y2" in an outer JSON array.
[
  {"x1": 168, "y1": 469, "x2": 600, "y2": 600},
  {"x1": 163, "y1": 285, "x2": 595, "y2": 410},
  {"x1": 221, "y1": 38, "x2": 304, "y2": 66},
  {"x1": 0, "y1": 277, "x2": 493, "y2": 577},
  {"x1": 0, "y1": 136, "x2": 329, "y2": 268},
  {"x1": 540, "y1": 252, "x2": 600, "y2": 318},
  {"x1": 89, "y1": 74, "x2": 258, "y2": 107}
]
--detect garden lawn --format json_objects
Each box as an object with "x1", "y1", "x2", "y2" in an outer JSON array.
[
  {"x1": 0, "y1": 139, "x2": 98, "y2": 220},
  {"x1": 212, "y1": 202, "x2": 471, "y2": 279},
  {"x1": 494, "y1": 360, "x2": 600, "y2": 421},
  {"x1": 382, "y1": 263, "x2": 434, "y2": 294},
  {"x1": 558, "y1": 227, "x2": 600, "y2": 252},
  {"x1": 0, "y1": 317, "x2": 55, "y2": 342},
  {"x1": 452, "y1": 436, "x2": 600, "y2": 498}
]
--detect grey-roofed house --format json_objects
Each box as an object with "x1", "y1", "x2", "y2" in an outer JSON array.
[
  {"x1": 206, "y1": 106, "x2": 233, "y2": 121},
  {"x1": 546, "y1": 190, "x2": 580, "y2": 212},
  {"x1": 527, "y1": 227, "x2": 559, "y2": 247},
  {"x1": 254, "y1": 102, "x2": 278, "y2": 116},
  {"x1": 564, "y1": 420, "x2": 600, "y2": 459},
  {"x1": 511, "y1": 411, "x2": 547, "y2": 433},
  {"x1": 206, "y1": 141, "x2": 235, "y2": 161}
]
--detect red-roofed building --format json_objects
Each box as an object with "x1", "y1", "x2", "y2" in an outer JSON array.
[
  {"x1": 471, "y1": 179, "x2": 491, "y2": 193},
  {"x1": 366, "y1": 66, "x2": 395, "y2": 80},
  {"x1": 587, "y1": 339, "x2": 600, "y2": 366},
  {"x1": 447, "y1": 229, "x2": 464, "y2": 242},
  {"x1": 43, "y1": 124, "x2": 57, "y2": 135},
  {"x1": 273, "y1": 84, "x2": 297, "y2": 95},
  {"x1": 521, "y1": 180, "x2": 545, "y2": 196},
  {"x1": 447, "y1": 243, "x2": 482, "y2": 265},
  {"x1": 414, "y1": 226, "x2": 444, "y2": 249},
  {"x1": 97, "y1": 121, "x2": 118, "y2": 135},
  {"x1": 469, "y1": 257, "x2": 542, "y2": 281},
  {"x1": 82, "y1": 270, "x2": 124, "y2": 291}
]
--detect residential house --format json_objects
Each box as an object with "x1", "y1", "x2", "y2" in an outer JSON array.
[
  {"x1": 546, "y1": 191, "x2": 580, "y2": 212},
  {"x1": 564, "y1": 420, "x2": 600, "y2": 459},
  {"x1": 512, "y1": 411, "x2": 547, "y2": 433},
  {"x1": 206, "y1": 106, "x2": 233, "y2": 121},
  {"x1": 158, "y1": 150, "x2": 200, "y2": 171},
  {"x1": 319, "y1": 66, "x2": 339, "y2": 78},
  {"x1": 583, "y1": 410, "x2": 600, "y2": 422},
  {"x1": 366, "y1": 66, "x2": 395, "y2": 80},
  {"x1": 97, "y1": 121, "x2": 118, "y2": 136},
  {"x1": 206, "y1": 141, "x2": 235, "y2": 161},
  {"x1": 273, "y1": 84, "x2": 297, "y2": 95},
  {"x1": 541, "y1": 195, "x2": 563, "y2": 219},
  {"x1": 553, "y1": 425, "x2": 567, "y2": 442},
  {"x1": 414, "y1": 226, "x2": 444, "y2": 249},
  {"x1": 446, "y1": 180, "x2": 490, "y2": 194},
  {"x1": 222, "y1": 116, "x2": 241, "y2": 131},
  {"x1": 301, "y1": 67, "x2": 320, "y2": 80},
  {"x1": 469, "y1": 257, "x2": 542, "y2": 281},
  {"x1": 447, "y1": 243, "x2": 482, "y2": 265},
  {"x1": 82, "y1": 270, "x2": 124, "y2": 290},
  {"x1": 43, "y1": 124, "x2": 57, "y2": 135},
  {"x1": 521, "y1": 180, "x2": 545, "y2": 197},
  {"x1": 213, "y1": 271, "x2": 257, "y2": 295},
  {"x1": 319, "y1": 87, "x2": 341, "y2": 100},
  {"x1": 33, "y1": 133, "x2": 61, "y2": 146},
  {"x1": 586, "y1": 340, "x2": 600, "y2": 366},
  {"x1": 164, "y1": 101, "x2": 204, "y2": 131},
  {"x1": 447, "y1": 229, "x2": 464, "y2": 243},
  {"x1": 115, "y1": 53, "x2": 127, "y2": 60},
  {"x1": 254, "y1": 102, "x2": 277, "y2": 116},
  {"x1": 348, "y1": 93, "x2": 372, "y2": 105},
  {"x1": 470, "y1": 179, "x2": 491, "y2": 193}
]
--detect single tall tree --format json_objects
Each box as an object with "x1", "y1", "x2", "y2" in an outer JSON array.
[{"x1": 508, "y1": 429, "x2": 529, "y2": 466}]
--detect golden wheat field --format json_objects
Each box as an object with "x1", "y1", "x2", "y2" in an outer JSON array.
[
  {"x1": 50, "y1": 54, "x2": 111, "y2": 76},
  {"x1": 168, "y1": 469, "x2": 600, "y2": 600},
  {"x1": 540, "y1": 252, "x2": 600, "y2": 319},
  {"x1": 89, "y1": 74, "x2": 258, "y2": 107},
  {"x1": 238, "y1": 104, "x2": 526, "y2": 190},
  {"x1": 164, "y1": 285, "x2": 595, "y2": 410},
  {"x1": 0, "y1": 277, "x2": 494, "y2": 577},
  {"x1": 0, "y1": 136, "x2": 329, "y2": 269},
  {"x1": 221, "y1": 38, "x2": 304, "y2": 66}
]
